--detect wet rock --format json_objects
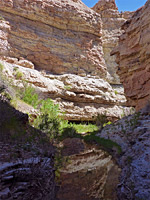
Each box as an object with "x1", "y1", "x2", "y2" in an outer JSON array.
[{"x1": 57, "y1": 139, "x2": 121, "y2": 200}]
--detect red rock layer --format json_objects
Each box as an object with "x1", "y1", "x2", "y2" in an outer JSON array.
[{"x1": 112, "y1": 0, "x2": 150, "y2": 110}]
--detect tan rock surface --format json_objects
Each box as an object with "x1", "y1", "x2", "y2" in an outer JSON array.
[
  {"x1": 1, "y1": 59, "x2": 132, "y2": 121},
  {"x1": 92, "y1": 0, "x2": 134, "y2": 84},
  {"x1": 0, "y1": 0, "x2": 106, "y2": 78},
  {"x1": 112, "y1": 0, "x2": 150, "y2": 110},
  {"x1": 57, "y1": 138, "x2": 120, "y2": 200},
  {"x1": 0, "y1": 0, "x2": 133, "y2": 121}
]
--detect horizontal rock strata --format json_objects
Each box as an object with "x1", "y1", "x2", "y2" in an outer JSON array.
[
  {"x1": 112, "y1": 0, "x2": 150, "y2": 110},
  {"x1": 93, "y1": 0, "x2": 134, "y2": 84},
  {"x1": 57, "y1": 138, "x2": 120, "y2": 200},
  {"x1": 0, "y1": 0, "x2": 106, "y2": 78},
  {"x1": 0, "y1": 0, "x2": 133, "y2": 121},
  {"x1": 1, "y1": 59, "x2": 132, "y2": 121}
]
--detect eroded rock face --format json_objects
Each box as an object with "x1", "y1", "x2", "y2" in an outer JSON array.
[
  {"x1": 92, "y1": 0, "x2": 134, "y2": 84},
  {"x1": 0, "y1": 0, "x2": 106, "y2": 78},
  {"x1": 0, "y1": 0, "x2": 133, "y2": 121},
  {"x1": 112, "y1": 0, "x2": 150, "y2": 110},
  {"x1": 98, "y1": 110, "x2": 150, "y2": 199},
  {"x1": 1, "y1": 59, "x2": 132, "y2": 121},
  {"x1": 57, "y1": 138, "x2": 121, "y2": 200}
]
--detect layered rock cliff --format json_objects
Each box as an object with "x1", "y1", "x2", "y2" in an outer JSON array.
[
  {"x1": 0, "y1": 0, "x2": 106, "y2": 77},
  {"x1": 92, "y1": 0, "x2": 134, "y2": 84},
  {"x1": 0, "y1": 0, "x2": 150, "y2": 199},
  {"x1": 57, "y1": 138, "x2": 120, "y2": 200},
  {"x1": 1, "y1": 59, "x2": 129, "y2": 121},
  {"x1": 0, "y1": 0, "x2": 132, "y2": 121},
  {"x1": 112, "y1": 0, "x2": 150, "y2": 110}
]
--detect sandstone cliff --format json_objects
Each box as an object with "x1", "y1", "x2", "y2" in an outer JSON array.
[
  {"x1": 92, "y1": 0, "x2": 134, "y2": 84},
  {"x1": 112, "y1": 0, "x2": 150, "y2": 110},
  {"x1": 0, "y1": 0, "x2": 106, "y2": 77},
  {"x1": 0, "y1": 0, "x2": 132, "y2": 121},
  {"x1": 1, "y1": 59, "x2": 130, "y2": 121}
]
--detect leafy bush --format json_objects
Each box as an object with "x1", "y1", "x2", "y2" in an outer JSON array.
[
  {"x1": 114, "y1": 90, "x2": 118, "y2": 95},
  {"x1": 70, "y1": 123, "x2": 98, "y2": 133},
  {"x1": 33, "y1": 99, "x2": 60, "y2": 139},
  {"x1": 34, "y1": 113, "x2": 60, "y2": 139},
  {"x1": 13, "y1": 68, "x2": 24, "y2": 80},
  {"x1": 16, "y1": 71, "x2": 23, "y2": 79},
  {"x1": 84, "y1": 133, "x2": 122, "y2": 154},
  {"x1": 64, "y1": 84, "x2": 72, "y2": 90},
  {"x1": 59, "y1": 126, "x2": 80, "y2": 140},
  {"x1": 19, "y1": 83, "x2": 60, "y2": 139},
  {"x1": 21, "y1": 83, "x2": 40, "y2": 108}
]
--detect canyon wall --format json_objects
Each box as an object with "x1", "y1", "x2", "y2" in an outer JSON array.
[
  {"x1": 112, "y1": 0, "x2": 150, "y2": 110},
  {"x1": 1, "y1": 60, "x2": 129, "y2": 121},
  {"x1": 92, "y1": 0, "x2": 134, "y2": 84},
  {"x1": 0, "y1": 0, "x2": 106, "y2": 77},
  {"x1": 0, "y1": 0, "x2": 132, "y2": 121}
]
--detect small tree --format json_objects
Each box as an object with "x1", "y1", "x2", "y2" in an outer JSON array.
[{"x1": 33, "y1": 99, "x2": 60, "y2": 140}]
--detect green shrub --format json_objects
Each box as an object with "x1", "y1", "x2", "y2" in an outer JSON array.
[
  {"x1": 34, "y1": 113, "x2": 60, "y2": 139},
  {"x1": 1, "y1": 91, "x2": 12, "y2": 100},
  {"x1": 84, "y1": 133, "x2": 122, "y2": 154},
  {"x1": 59, "y1": 126, "x2": 80, "y2": 140},
  {"x1": 0, "y1": 63, "x2": 4, "y2": 72},
  {"x1": 21, "y1": 83, "x2": 40, "y2": 108},
  {"x1": 39, "y1": 98, "x2": 59, "y2": 118},
  {"x1": 103, "y1": 121, "x2": 112, "y2": 127},
  {"x1": 64, "y1": 84, "x2": 72, "y2": 90},
  {"x1": 114, "y1": 90, "x2": 118, "y2": 95},
  {"x1": 33, "y1": 99, "x2": 60, "y2": 139},
  {"x1": 13, "y1": 67, "x2": 24, "y2": 80},
  {"x1": 70, "y1": 123, "x2": 98, "y2": 133},
  {"x1": 15, "y1": 71, "x2": 23, "y2": 80}
]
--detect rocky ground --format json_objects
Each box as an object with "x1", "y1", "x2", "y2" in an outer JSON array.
[
  {"x1": 98, "y1": 108, "x2": 150, "y2": 199},
  {"x1": 0, "y1": 98, "x2": 55, "y2": 200}
]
